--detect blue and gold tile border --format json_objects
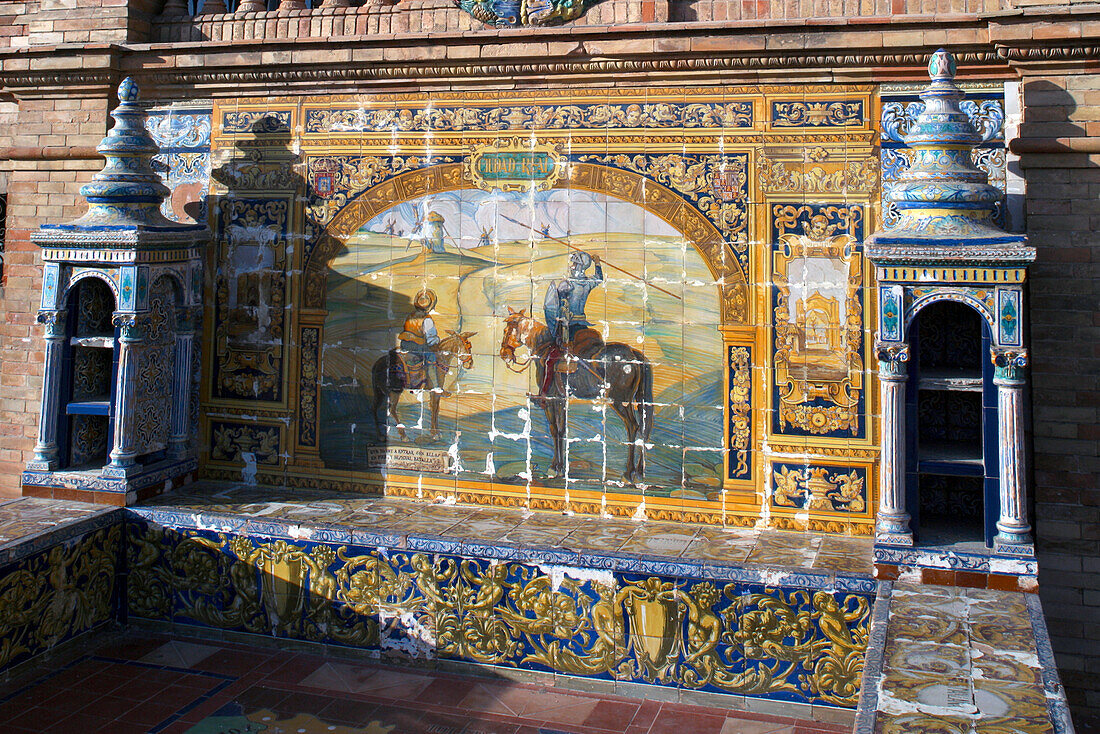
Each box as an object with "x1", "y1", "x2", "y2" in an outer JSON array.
[
  {"x1": 125, "y1": 516, "x2": 872, "y2": 709},
  {"x1": 769, "y1": 99, "x2": 866, "y2": 128},
  {"x1": 770, "y1": 462, "x2": 868, "y2": 515},
  {"x1": 0, "y1": 521, "x2": 121, "y2": 674},
  {"x1": 727, "y1": 345, "x2": 752, "y2": 481},
  {"x1": 769, "y1": 202, "x2": 867, "y2": 441}
]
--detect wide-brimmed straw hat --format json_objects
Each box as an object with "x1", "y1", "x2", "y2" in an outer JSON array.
[{"x1": 414, "y1": 289, "x2": 437, "y2": 311}]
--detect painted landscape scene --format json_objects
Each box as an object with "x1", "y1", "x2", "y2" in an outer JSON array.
[{"x1": 319, "y1": 187, "x2": 725, "y2": 497}]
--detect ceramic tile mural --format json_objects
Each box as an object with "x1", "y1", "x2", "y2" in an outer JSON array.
[
  {"x1": 193, "y1": 85, "x2": 894, "y2": 534},
  {"x1": 125, "y1": 516, "x2": 873, "y2": 709}
]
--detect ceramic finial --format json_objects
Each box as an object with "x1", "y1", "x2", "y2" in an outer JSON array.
[
  {"x1": 118, "y1": 76, "x2": 139, "y2": 103},
  {"x1": 927, "y1": 49, "x2": 956, "y2": 83}
]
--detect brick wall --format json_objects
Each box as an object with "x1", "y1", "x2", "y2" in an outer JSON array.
[
  {"x1": 0, "y1": 0, "x2": 162, "y2": 47},
  {"x1": 1021, "y1": 72, "x2": 1100, "y2": 731},
  {"x1": 0, "y1": 97, "x2": 108, "y2": 499}
]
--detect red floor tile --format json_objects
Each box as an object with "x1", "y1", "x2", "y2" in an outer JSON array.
[
  {"x1": 417, "y1": 709, "x2": 475, "y2": 734},
  {"x1": 6, "y1": 704, "x2": 74, "y2": 730},
  {"x1": 275, "y1": 690, "x2": 340, "y2": 717},
  {"x1": 262, "y1": 653, "x2": 326, "y2": 685},
  {"x1": 0, "y1": 630, "x2": 843, "y2": 734},
  {"x1": 582, "y1": 699, "x2": 640, "y2": 731},
  {"x1": 462, "y1": 718, "x2": 526, "y2": 734},
  {"x1": 93, "y1": 636, "x2": 169, "y2": 661},
  {"x1": 117, "y1": 699, "x2": 186, "y2": 727},
  {"x1": 45, "y1": 710, "x2": 114, "y2": 733},
  {"x1": 630, "y1": 699, "x2": 662, "y2": 729},
  {"x1": 190, "y1": 649, "x2": 277, "y2": 677},
  {"x1": 317, "y1": 695, "x2": 380, "y2": 725},
  {"x1": 76, "y1": 693, "x2": 139, "y2": 719},
  {"x1": 95, "y1": 720, "x2": 158, "y2": 734},
  {"x1": 416, "y1": 675, "x2": 478, "y2": 707},
  {"x1": 649, "y1": 706, "x2": 727, "y2": 734},
  {"x1": 112, "y1": 675, "x2": 177, "y2": 702}
]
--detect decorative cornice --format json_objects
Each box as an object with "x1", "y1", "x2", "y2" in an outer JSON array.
[
  {"x1": 1, "y1": 36, "x2": 1096, "y2": 97},
  {"x1": 0, "y1": 70, "x2": 115, "y2": 94},
  {"x1": 140, "y1": 52, "x2": 1007, "y2": 89},
  {"x1": 996, "y1": 43, "x2": 1100, "y2": 62}
]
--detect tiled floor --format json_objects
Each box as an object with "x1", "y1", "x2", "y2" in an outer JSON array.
[
  {"x1": 138, "y1": 482, "x2": 874, "y2": 575},
  {"x1": 0, "y1": 629, "x2": 851, "y2": 734}
]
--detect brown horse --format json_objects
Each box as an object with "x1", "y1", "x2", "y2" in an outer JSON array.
[
  {"x1": 499, "y1": 307, "x2": 653, "y2": 483},
  {"x1": 372, "y1": 330, "x2": 476, "y2": 441}
]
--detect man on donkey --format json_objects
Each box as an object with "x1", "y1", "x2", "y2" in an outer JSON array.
[{"x1": 396, "y1": 288, "x2": 450, "y2": 397}]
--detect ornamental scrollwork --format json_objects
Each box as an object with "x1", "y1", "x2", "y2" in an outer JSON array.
[
  {"x1": 36, "y1": 310, "x2": 67, "y2": 339},
  {"x1": 0, "y1": 525, "x2": 119, "y2": 671},
  {"x1": 210, "y1": 422, "x2": 281, "y2": 465},
  {"x1": 757, "y1": 153, "x2": 878, "y2": 194},
  {"x1": 221, "y1": 110, "x2": 291, "y2": 135},
  {"x1": 728, "y1": 346, "x2": 752, "y2": 480},
  {"x1": 875, "y1": 341, "x2": 910, "y2": 379},
  {"x1": 213, "y1": 198, "x2": 289, "y2": 402},
  {"x1": 772, "y1": 100, "x2": 864, "y2": 127},
  {"x1": 991, "y1": 347, "x2": 1028, "y2": 381},
  {"x1": 298, "y1": 327, "x2": 320, "y2": 447},
  {"x1": 583, "y1": 152, "x2": 750, "y2": 264},
  {"x1": 881, "y1": 99, "x2": 1003, "y2": 143},
  {"x1": 112, "y1": 312, "x2": 151, "y2": 341},
  {"x1": 304, "y1": 100, "x2": 752, "y2": 135},
  {"x1": 125, "y1": 522, "x2": 872, "y2": 708},
  {"x1": 772, "y1": 464, "x2": 866, "y2": 513},
  {"x1": 305, "y1": 155, "x2": 433, "y2": 226},
  {"x1": 456, "y1": 0, "x2": 601, "y2": 27}
]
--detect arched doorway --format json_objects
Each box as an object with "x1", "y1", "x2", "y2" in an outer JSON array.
[{"x1": 906, "y1": 300, "x2": 998, "y2": 548}]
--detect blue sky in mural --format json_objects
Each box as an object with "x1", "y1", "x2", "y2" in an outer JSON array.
[{"x1": 362, "y1": 188, "x2": 681, "y2": 245}]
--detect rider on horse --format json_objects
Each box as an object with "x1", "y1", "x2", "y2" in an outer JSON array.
[
  {"x1": 534, "y1": 251, "x2": 603, "y2": 402},
  {"x1": 397, "y1": 288, "x2": 447, "y2": 394}
]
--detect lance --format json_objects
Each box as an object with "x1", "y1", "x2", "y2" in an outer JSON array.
[{"x1": 497, "y1": 213, "x2": 683, "y2": 301}]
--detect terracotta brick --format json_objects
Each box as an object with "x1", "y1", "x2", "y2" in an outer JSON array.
[{"x1": 921, "y1": 568, "x2": 956, "y2": 587}]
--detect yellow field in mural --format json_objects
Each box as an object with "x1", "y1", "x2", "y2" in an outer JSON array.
[{"x1": 202, "y1": 86, "x2": 881, "y2": 531}]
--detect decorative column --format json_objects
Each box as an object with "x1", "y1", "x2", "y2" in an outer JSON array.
[
  {"x1": 199, "y1": 0, "x2": 228, "y2": 13},
  {"x1": 168, "y1": 307, "x2": 199, "y2": 458},
  {"x1": 876, "y1": 343, "x2": 912, "y2": 544},
  {"x1": 27, "y1": 310, "x2": 67, "y2": 471},
  {"x1": 994, "y1": 349, "x2": 1032, "y2": 546},
  {"x1": 105, "y1": 314, "x2": 145, "y2": 477},
  {"x1": 24, "y1": 77, "x2": 207, "y2": 503},
  {"x1": 866, "y1": 49, "x2": 1036, "y2": 576}
]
